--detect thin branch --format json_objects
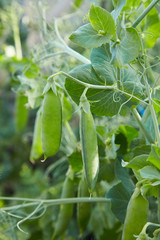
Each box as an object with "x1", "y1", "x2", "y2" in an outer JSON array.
[
  {"x1": 0, "y1": 197, "x2": 109, "y2": 204},
  {"x1": 132, "y1": 108, "x2": 153, "y2": 144},
  {"x1": 49, "y1": 71, "x2": 148, "y2": 105},
  {"x1": 35, "y1": 51, "x2": 66, "y2": 63},
  {"x1": 54, "y1": 20, "x2": 90, "y2": 64},
  {"x1": 17, "y1": 202, "x2": 43, "y2": 234},
  {"x1": 143, "y1": 74, "x2": 160, "y2": 146},
  {"x1": 132, "y1": 0, "x2": 160, "y2": 28}
]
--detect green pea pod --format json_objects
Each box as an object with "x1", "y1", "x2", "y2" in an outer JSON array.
[
  {"x1": 80, "y1": 109, "x2": 99, "y2": 191},
  {"x1": 53, "y1": 171, "x2": 75, "y2": 239},
  {"x1": 30, "y1": 108, "x2": 43, "y2": 162},
  {"x1": 122, "y1": 187, "x2": 149, "y2": 240},
  {"x1": 77, "y1": 175, "x2": 91, "y2": 233},
  {"x1": 15, "y1": 93, "x2": 28, "y2": 133},
  {"x1": 41, "y1": 89, "x2": 62, "y2": 159}
]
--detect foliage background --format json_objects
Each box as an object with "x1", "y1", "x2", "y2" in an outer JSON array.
[{"x1": 0, "y1": 0, "x2": 160, "y2": 239}]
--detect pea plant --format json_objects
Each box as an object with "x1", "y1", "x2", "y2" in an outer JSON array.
[{"x1": 1, "y1": 0, "x2": 160, "y2": 239}]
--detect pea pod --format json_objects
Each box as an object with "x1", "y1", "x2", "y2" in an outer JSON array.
[
  {"x1": 41, "y1": 89, "x2": 62, "y2": 159},
  {"x1": 53, "y1": 170, "x2": 75, "y2": 239},
  {"x1": 15, "y1": 93, "x2": 28, "y2": 133},
  {"x1": 122, "y1": 187, "x2": 149, "y2": 240},
  {"x1": 80, "y1": 109, "x2": 99, "y2": 190},
  {"x1": 77, "y1": 175, "x2": 91, "y2": 233},
  {"x1": 30, "y1": 108, "x2": 43, "y2": 162}
]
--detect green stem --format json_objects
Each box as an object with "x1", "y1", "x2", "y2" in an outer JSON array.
[
  {"x1": 1, "y1": 202, "x2": 39, "y2": 211},
  {"x1": 49, "y1": 71, "x2": 148, "y2": 105},
  {"x1": 17, "y1": 202, "x2": 43, "y2": 233},
  {"x1": 132, "y1": 0, "x2": 160, "y2": 28},
  {"x1": 54, "y1": 20, "x2": 90, "y2": 64},
  {"x1": 0, "y1": 196, "x2": 109, "y2": 204},
  {"x1": 145, "y1": 55, "x2": 156, "y2": 85},
  {"x1": 143, "y1": 75, "x2": 160, "y2": 146},
  {"x1": 117, "y1": 67, "x2": 121, "y2": 89},
  {"x1": 36, "y1": 51, "x2": 66, "y2": 63},
  {"x1": 11, "y1": 6, "x2": 22, "y2": 60},
  {"x1": 44, "y1": 157, "x2": 66, "y2": 177},
  {"x1": 132, "y1": 108, "x2": 153, "y2": 144},
  {"x1": 141, "y1": 106, "x2": 150, "y2": 123}
]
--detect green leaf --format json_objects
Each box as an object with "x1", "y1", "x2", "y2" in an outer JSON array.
[
  {"x1": 153, "y1": 98, "x2": 160, "y2": 114},
  {"x1": 69, "y1": 23, "x2": 113, "y2": 48},
  {"x1": 89, "y1": 203, "x2": 116, "y2": 238},
  {"x1": 121, "y1": 66, "x2": 145, "y2": 97},
  {"x1": 142, "y1": 114, "x2": 155, "y2": 143},
  {"x1": 140, "y1": 166, "x2": 160, "y2": 180},
  {"x1": 68, "y1": 151, "x2": 83, "y2": 172},
  {"x1": 118, "y1": 125, "x2": 139, "y2": 146},
  {"x1": 122, "y1": 0, "x2": 141, "y2": 11},
  {"x1": 24, "y1": 63, "x2": 40, "y2": 79},
  {"x1": 90, "y1": 45, "x2": 116, "y2": 85},
  {"x1": 107, "y1": 182, "x2": 132, "y2": 223},
  {"x1": 65, "y1": 64, "x2": 144, "y2": 116},
  {"x1": 141, "y1": 2, "x2": 160, "y2": 48},
  {"x1": 111, "y1": 0, "x2": 126, "y2": 21},
  {"x1": 18, "y1": 74, "x2": 45, "y2": 109},
  {"x1": 115, "y1": 158, "x2": 134, "y2": 193},
  {"x1": 141, "y1": 184, "x2": 159, "y2": 198},
  {"x1": 111, "y1": 27, "x2": 141, "y2": 67},
  {"x1": 122, "y1": 154, "x2": 149, "y2": 170},
  {"x1": 132, "y1": 145, "x2": 151, "y2": 157},
  {"x1": 89, "y1": 4, "x2": 116, "y2": 39},
  {"x1": 147, "y1": 145, "x2": 160, "y2": 170},
  {"x1": 74, "y1": 0, "x2": 84, "y2": 7}
]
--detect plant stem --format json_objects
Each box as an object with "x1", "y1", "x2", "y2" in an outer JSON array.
[
  {"x1": 54, "y1": 20, "x2": 90, "y2": 64},
  {"x1": 11, "y1": 5, "x2": 22, "y2": 60},
  {"x1": 17, "y1": 202, "x2": 43, "y2": 233},
  {"x1": 132, "y1": 0, "x2": 160, "y2": 28},
  {"x1": 143, "y1": 75, "x2": 160, "y2": 146},
  {"x1": 145, "y1": 55, "x2": 156, "y2": 85},
  {"x1": 132, "y1": 108, "x2": 153, "y2": 144},
  {"x1": 117, "y1": 67, "x2": 121, "y2": 89},
  {"x1": 0, "y1": 196, "x2": 109, "y2": 204},
  {"x1": 65, "y1": 46, "x2": 91, "y2": 64},
  {"x1": 49, "y1": 71, "x2": 148, "y2": 105},
  {"x1": 1, "y1": 202, "x2": 39, "y2": 211},
  {"x1": 44, "y1": 157, "x2": 66, "y2": 177}
]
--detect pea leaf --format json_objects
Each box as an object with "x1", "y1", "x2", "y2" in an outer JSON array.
[
  {"x1": 68, "y1": 151, "x2": 83, "y2": 172},
  {"x1": 89, "y1": 4, "x2": 116, "y2": 39},
  {"x1": 90, "y1": 45, "x2": 116, "y2": 85},
  {"x1": 122, "y1": 154, "x2": 149, "y2": 170},
  {"x1": 141, "y1": 181, "x2": 160, "y2": 198},
  {"x1": 69, "y1": 23, "x2": 113, "y2": 48},
  {"x1": 118, "y1": 125, "x2": 139, "y2": 146},
  {"x1": 111, "y1": 0, "x2": 127, "y2": 21},
  {"x1": 140, "y1": 166, "x2": 160, "y2": 180},
  {"x1": 111, "y1": 27, "x2": 141, "y2": 67},
  {"x1": 147, "y1": 145, "x2": 160, "y2": 170},
  {"x1": 122, "y1": 0, "x2": 141, "y2": 11},
  {"x1": 107, "y1": 182, "x2": 132, "y2": 223},
  {"x1": 115, "y1": 157, "x2": 134, "y2": 193},
  {"x1": 132, "y1": 145, "x2": 151, "y2": 157},
  {"x1": 65, "y1": 64, "x2": 145, "y2": 116},
  {"x1": 141, "y1": 2, "x2": 160, "y2": 48}
]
